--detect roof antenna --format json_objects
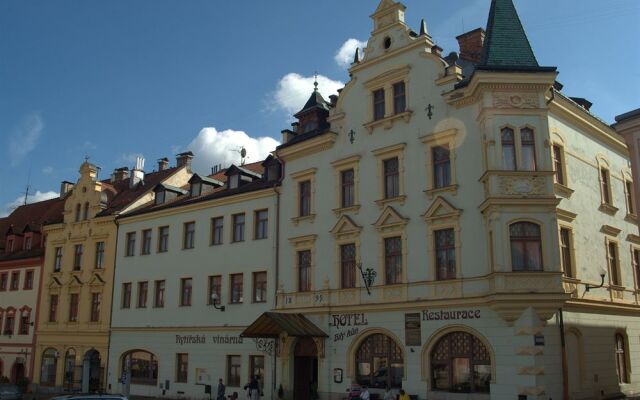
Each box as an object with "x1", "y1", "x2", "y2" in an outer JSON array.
[{"x1": 23, "y1": 162, "x2": 32, "y2": 206}]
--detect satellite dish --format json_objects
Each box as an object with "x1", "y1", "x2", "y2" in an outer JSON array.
[{"x1": 240, "y1": 147, "x2": 247, "y2": 158}]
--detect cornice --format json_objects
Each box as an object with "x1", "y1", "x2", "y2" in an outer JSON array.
[{"x1": 276, "y1": 132, "x2": 337, "y2": 162}]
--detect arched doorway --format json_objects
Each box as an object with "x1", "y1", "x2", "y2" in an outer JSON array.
[
  {"x1": 355, "y1": 333, "x2": 404, "y2": 388},
  {"x1": 430, "y1": 331, "x2": 491, "y2": 393},
  {"x1": 81, "y1": 349, "x2": 102, "y2": 392},
  {"x1": 11, "y1": 359, "x2": 26, "y2": 383},
  {"x1": 293, "y1": 338, "x2": 318, "y2": 400},
  {"x1": 121, "y1": 350, "x2": 158, "y2": 386},
  {"x1": 40, "y1": 348, "x2": 58, "y2": 386}
]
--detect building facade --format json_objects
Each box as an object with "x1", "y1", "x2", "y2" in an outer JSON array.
[
  {"x1": 238, "y1": 1, "x2": 640, "y2": 399},
  {"x1": 33, "y1": 157, "x2": 190, "y2": 392},
  {"x1": 0, "y1": 198, "x2": 64, "y2": 384},
  {"x1": 107, "y1": 158, "x2": 282, "y2": 399}
]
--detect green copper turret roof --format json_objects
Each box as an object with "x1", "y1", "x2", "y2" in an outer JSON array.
[{"x1": 479, "y1": 0, "x2": 549, "y2": 70}]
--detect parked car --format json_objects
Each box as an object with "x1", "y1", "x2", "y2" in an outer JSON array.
[
  {"x1": 50, "y1": 394, "x2": 127, "y2": 400},
  {"x1": 0, "y1": 384, "x2": 22, "y2": 400}
]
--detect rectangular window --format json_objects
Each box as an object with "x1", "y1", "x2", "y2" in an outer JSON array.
[
  {"x1": 520, "y1": 128, "x2": 536, "y2": 171},
  {"x1": 180, "y1": 278, "x2": 193, "y2": 306},
  {"x1": 601, "y1": 168, "x2": 611, "y2": 205},
  {"x1": 373, "y1": 88, "x2": 385, "y2": 120},
  {"x1": 299, "y1": 181, "x2": 311, "y2": 217},
  {"x1": 608, "y1": 242, "x2": 621, "y2": 286},
  {"x1": 208, "y1": 275, "x2": 222, "y2": 305},
  {"x1": 393, "y1": 81, "x2": 406, "y2": 114},
  {"x1": 69, "y1": 293, "x2": 79, "y2": 322},
  {"x1": 10, "y1": 271, "x2": 20, "y2": 290},
  {"x1": 501, "y1": 128, "x2": 516, "y2": 171},
  {"x1": 7, "y1": 239, "x2": 14, "y2": 252},
  {"x1": 154, "y1": 280, "x2": 165, "y2": 308},
  {"x1": 73, "y1": 244, "x2": 83, "y2": 270},
  {"x1": 253, "y1": 271, "x2": 267, "y2": 303},
  {"x1": 24, "y1": 236, "x2": 32, "y2": 250},
  {"x1": 298, "y1": 250, "x2": 312, "y2": 292},
  {"x1": 24, "y1": 270, "x2": 34, "y2": 290},
  {"x1": 385, "y1": 236, "x2": 402, "y2": 284},
  {"x1": 250, "y1": 355, "x2": 265, "y2": 389},
  {"x1": 0, "y1": 273, "x2": 7, "y2": 291},
  {"x1": 49, "y1": 294, "x2": 58, "y2": 322},
  {"x1": 383, "y1": 157, "x2": 400, "y2": 199},
  {"x1": 226, "y1": 355, "x2": 241, "y2": 387},
  {"x1": 158, "y1": 226, "x2": 169, "y2": 253},
  {"x1": 122, "y1": 282, "x2": 132, "y2": 309},
  {"x1": 552, "y1": 145, "x2": 564, "y2": 185},
  {"x1": 341, "y1": 169, "x2": 355, "y2": 208},
  {"x1": 633, "y1": 249, "x2": 640, "y2": 289},
  {"x1": 435, "y1": 229, "x2": 456, "y2": 280},
  {"x1": 141, "y1": 229, "x2": 152, "y2": 255},
  {"x1": 19, "y1": 312, "x2": 30, "y2": 335},
  {"x1": 433, "y1": 146, "x2": 451, "y2": 189},
  {"x1": 126, "y1": 232, "x2": 136, "y2": 256},
  {"x1": 340, "y1": 243, "x2": 356, "y2": 289},
  {"x1": 90, "y1": 293, "x2": 101, "y2": 322},
  {"x1": 626, "y1": 181, "x2": 635, "y2": 215},
  {"x1": 232, "y1": 214, "x2": 245, "y2": 242},
  {"x1": 54, "y1": 247, "x2": 63, "y2": 272},
  {"x1": 254, "y1": 210, "x2": 269, "y2": 240},
  {"x1": 176, "y1": 353, "x2": 188, "y2": 383},
  {"x1": 183, "y1": 222, "x2": 195, "y2": 249},
  {"x1": 4, "y1": 315, "x2": 14, "y2": 335},
  {"x1": 95, "y1": 241, "x2": 105, "y2": 269},
  {"x1": 211, "y1": 217, "x2": 224, "y2": 245},
  {"x1": 560, "y1": 228, "x2": 573, "y2": 278},
  {"x1": 230, "y1": 273, "x2": 243, "y2": 304},
  {"x1": 137, "y1": 281, "x2": 148, "y2": 308}
]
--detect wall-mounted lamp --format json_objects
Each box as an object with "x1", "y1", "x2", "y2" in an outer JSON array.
[
  {"x1": 357, "y1": 262, "x2": 377, "y2": 296},
  {"x1": 585, "y1": 268, "x2": 606, "y2": 292},
  {"x1": 210, "y1": 293, "x2": 225, "y2": 312}
]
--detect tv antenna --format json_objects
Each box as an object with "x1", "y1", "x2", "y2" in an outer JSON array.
[
  {"x1": 22, "y1": 162, "x2": 33, "y2": 206},
  {"x1": 232, "y1": 146, "x2": 248, "y2": 166}
]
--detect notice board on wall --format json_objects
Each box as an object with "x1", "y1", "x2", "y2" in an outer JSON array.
[{"x1": 404, "y1": 313, "x2": 421, "y2": 346}]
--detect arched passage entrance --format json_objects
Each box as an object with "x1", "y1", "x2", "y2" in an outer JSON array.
[
  {"x1": 40, "y1": 348, "x2": 58, "y2": 386},
  {"x1": 293, "y1": 338, "x2": 318, "y2": 400},
  {"x1": 81, "y1": 349, "x2": 102, "y2": 392},
  {"x1": 10, "y1": 359, "x2": 26, "y2": 383}
]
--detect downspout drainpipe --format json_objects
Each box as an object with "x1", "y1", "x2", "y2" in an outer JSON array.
[
  {"x1": 558, "y1": 308, "x2": 568, "y2": 400},
  {"x1": 107, "y1": 217, "x2": 121, "y2": 395}
]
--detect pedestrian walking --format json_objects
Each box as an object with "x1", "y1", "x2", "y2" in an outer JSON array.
[{"x1": 216, "y1": 378, "x2": 226, "y2": 400}]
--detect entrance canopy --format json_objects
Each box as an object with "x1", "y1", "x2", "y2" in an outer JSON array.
[{"x1": 240, "y1": 312, "x2": 327, "y2": 338}]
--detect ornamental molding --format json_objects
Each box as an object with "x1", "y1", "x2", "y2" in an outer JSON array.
[
  {"x1": 373, "y1": 206, "x2": 409, "y2": 232},
  {"x1": 493, "y1": 92, "x2": 539, "y2": 109},
  {"x1": 498, "y1": 176, "x2": 546, "y2": 196},
  {"x1": 600, "y1": 224, "x2": 622, "y2": 237}
]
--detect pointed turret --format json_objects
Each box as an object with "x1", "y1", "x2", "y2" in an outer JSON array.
[
  {"x1": 353, "y1": 47, "x2": 361, "y2": 64},
  {"x1": 419, "y1": 19, "x2": 429, "y2": 36},
  {"x1": 479, "y1": 0, "x2": 554, "y2": 71},
  {"x1": 292, "y1": 77, "x2": 331, "y2": 134}
]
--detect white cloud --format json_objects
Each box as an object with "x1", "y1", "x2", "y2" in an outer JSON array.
[
  {"x1": 272, "y1": 73, "x2": 344, "y2": 115},
  {"x1": 9, "y1": 112, "x2": 43, "y2": 167},
  {"x1": 335, "y1": 38, "x2": 367, "y2": 69},
  {"x1": 42, "y1": 166, "x2": 54, "y2": 175},
  {"x1": 185, "y1": 127, "x2": 280, "y2": 174},
  {"x1": 0, "y1": 190, "x2": 59, "y2": 217}
]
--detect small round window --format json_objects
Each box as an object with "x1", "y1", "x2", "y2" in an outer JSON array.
[{"x1": 383, "y1": 36, "x2": 392, "y2": 49}]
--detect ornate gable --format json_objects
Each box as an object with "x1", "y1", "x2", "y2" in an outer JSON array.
[
  {"x1": 88, "y1": 273, "x2": 106, "y2": 287},
  {"x1": 373, "y1": 206, "x2": 408, "y2": 232},
  {"x1": 48, "y1": 276, "x2": 63, "y2": 290},
  {"x1": 68, "y1": 274, "x2": 83, "y2": 288},
  {"x1": 423, "y1": 196, "x2": 462, "y2": 222},
  {"x1": 330, "y1": 215, "x2": 362, "y2": 240}
]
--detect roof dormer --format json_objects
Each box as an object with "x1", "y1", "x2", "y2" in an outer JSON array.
[
  {"x1": 225, "y1": 164, "x2": 262, "y2": 190},
  {"x1": 261, "y1": 155, "x2": 282, "y2": 182},
  {"x1": 153, "y1": 183, "x2": 188, "y2": 205},
  {"x1": 188, "y1": 174, "x2": 223, "y2": 197}
]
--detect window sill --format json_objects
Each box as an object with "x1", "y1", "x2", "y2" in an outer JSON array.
[
  {"x1": 332, "y1": 204, "x2": 361, "y2": 216},
  {"x1": 598, "y1": 203, "x2": 619, "y2": 215},
  {"x1": 230, "y1": 240, "x2": 245, "y2": 244},
  {"x1": 562, "y1": 276, "x2": 581, "y2": 284},
  {"x1": 425, "y1": 184, "x2": 458, "y2": 199},
  {"x1": 291, "y1": 214, "x2": 316, "y2": 225},
  {"x1": 375, "y1": 195, "x2": 407, "y2": 208},
  {"x1": 364, "y1": 110, "x2": 413, "y2": 133},
  {"x1": 553, "y1": 182, "x2": 574, "y2": 198},
  {"x1": 625, "y1": 213, "x2": 638, "y2": 224}
]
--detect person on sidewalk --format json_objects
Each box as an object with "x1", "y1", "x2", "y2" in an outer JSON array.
[
  {"x1": 360, "y1": 386, "x2": 370, "y2": 400},
  {"x1": 216, "y1": 378, "x2": 226, "y2": 400},
  {"x1": 398, "y1": 389, "x2": 409, "y2": 400}
]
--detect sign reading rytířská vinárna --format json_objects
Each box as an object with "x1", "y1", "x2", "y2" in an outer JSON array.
[{"x1": 175, "y1": 334, "x2": 244, "y2": 345}]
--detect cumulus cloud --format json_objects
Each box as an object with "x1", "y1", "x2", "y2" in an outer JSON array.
[
  {"x1": 0, "y1": 190, "x2": 59, "y2": 217},
  {"x1": 335, "y1": 38, "x2": 367, "y2": 69},
  {"x1": 185, "y1": 127, "x2": 280, "y2": 174},
  {"x1": 272, "y1": 73, "x2": 344, "y2": 115},
  {"x1": 8, "y1": 112, "x2": 44, "y2": 167}
]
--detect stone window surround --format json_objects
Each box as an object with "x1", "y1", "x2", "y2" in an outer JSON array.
[
  {"x1": 290, "y1": 168, "x2": 317, "y2": 225},
  {"x1": 421, "y1": 128, "x2": 459, "y2": 198},
  {"x1": 331, "y1": 155, "x2": 362, "y2": 215},
  {"x1": 373, "y1": 143, "x2": 406, "y2": 208},
  {"x1": 289, "y1": 234, "x2": 317, "y2": 293}
]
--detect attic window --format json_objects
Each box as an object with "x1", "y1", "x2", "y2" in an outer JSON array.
[
  {"x1": 229, "y1": 174, "x2": 239, "y2": 189},
  {"x1": 384, "y1": 36, "x2": 392, "y2": 49},
  {"x1": 24, "y1": 236, "x2": 32, "y2": 251},
  {"x1": 191, "y1": 182, "x2": 202, "y2": 197},
  {"x1": 267, "y1": 164, "x2": 280, "y2": 182},
  {"x1": 155, "y1": 191, "x2": 165, "y2": 205}
]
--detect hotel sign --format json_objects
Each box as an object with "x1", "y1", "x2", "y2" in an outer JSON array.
[{"x1": 422, "y1": 309, "x2": 481, "y2": 321}]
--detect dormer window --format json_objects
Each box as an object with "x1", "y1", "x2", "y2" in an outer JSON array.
[
  {"x1": 24, "y1": 236, "x2": 32, "y2": 251},
  {"x1": 7, "y1": 239, "x2": 14, "y2": 252},
  {"x1": 155, "y1": 191, "x2": 165, "y2": 205},
  {"x1": 191, "y1": 182, "x2": 202, "y2": 197},
  {"x1": 229, "y1": 174, "x2": 239, "y2": 189}
]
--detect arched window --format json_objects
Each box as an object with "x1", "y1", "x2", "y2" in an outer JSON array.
[
  {"x1": 355, "y1": 334, "x2": 404, "y2": 388},
  {"x1": 501, "y1": 128, "x2": 516, "y2": 171},
  {"x1": 509, "y1": 222, "x2": 543, "y2": 271},
  {"x1": 82, "y1": 202, "x2": 90, "y2": 220},
  {"x1": 41, "y1": 348, "x2": 58, "y2": 386},
  {"x1": 520, "y1": 128, "x2": 536, "y2": 171},
  {"x1": 75, "y1": 204, "x2": 81, "y2": 222},
  {"x1": 64, "y1": 349, "x2": 76, "y2": 387},
  {"x1": 431, "y1": 331, "x2": 491, "y2": 393},
  {"x1": 615, "y1": 333, "x2": 629, "y2": 383},
  {"x1": 122, "y1": 350, "x2": 158, "y2": 385}
]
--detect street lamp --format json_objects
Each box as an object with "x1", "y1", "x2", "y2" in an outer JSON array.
[
  {"x1": 210, "y1": 293, "x2": 225, "y2": 311},
  {"x1": 585, "y1": 268, "x2": 606, "y2": 292},
  {"x1": 357, "y1": 263, "x2": 377, "y2": 295}
]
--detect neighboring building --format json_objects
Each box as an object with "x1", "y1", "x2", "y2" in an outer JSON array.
[
  {"x1": 33, "y1": 156, "x2": 191, "y2": 392},
  {"x1": 106, "y1": 157, "x2": 281, "y2": 398},
  {"x1": 0, "y1": 198, "x2": 64, "y2": 384},
  {"x1": 239, "y1": 0, "x2": 640, "y2": 399},
  {"x1": 614, "y1": 108, "x2": 640, "y2": 235}
]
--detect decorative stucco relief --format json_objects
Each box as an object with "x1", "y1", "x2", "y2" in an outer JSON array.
[
  {"x1": 498, "y1": 176, "x2": 546, "y2": 196},
  {"x1": 493, "y1": 92, "x2": 539, "y2": 109}
]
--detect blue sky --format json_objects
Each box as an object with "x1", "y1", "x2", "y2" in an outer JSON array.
[{"x1": 1, "y1": 0, "x2": 639, "y2": 216}]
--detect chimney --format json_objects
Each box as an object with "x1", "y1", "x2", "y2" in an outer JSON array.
[
  {"x1": 60, "y1": 181, "x2": 74, "y2": 198},
  {"x1": 158, "y1": 157, "x2": 169, "y2": 171},
  {"x1": 176, "y1": 151, "x2": 194, "y2": 172},
  {"x1": 130, "y1": 157, "x2": 145, "y2": 188},
  {"x1": 456, "y1": 28, "x2": 485, "y2": 64},
  {"x1": 111, "y1": 167, "x2": 129, "y2": 183}
]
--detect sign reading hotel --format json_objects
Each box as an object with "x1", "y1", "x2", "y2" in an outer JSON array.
[
  {"x1": 422, "y1": 309, "x2": 481, "y2": 321},
  {"x1": 330, "y1": 313, "x2": 369, "y2": 327},
  {"x1": 175, "y1": 334, "x2": 244, "y2": 345}
]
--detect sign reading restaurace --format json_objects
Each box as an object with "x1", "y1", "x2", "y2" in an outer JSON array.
[{"x1": 422, "y1": 309, "x2": 481, "y2": 321}]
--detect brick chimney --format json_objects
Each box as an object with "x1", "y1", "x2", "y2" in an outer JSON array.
[
  {"x1": 60, "y1": 181, "x2": 74, "y2": 198},
  {"x1": 157, "y1": 157, "x2": 169, "y2": 171},
  {"x1": 456, "y1": 28, "x2": 485, "y2": 64},
  {"x1": 111, "y1": 167, "x2": 129, "y2": 183},
  {"x1": 176, "y1": 151, "x2": 194, "y2": 172}
]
